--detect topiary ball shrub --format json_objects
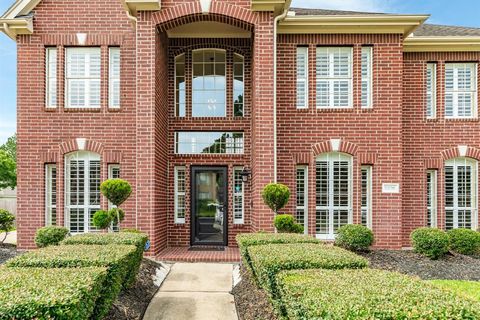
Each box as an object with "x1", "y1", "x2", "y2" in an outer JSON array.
[
  {"x1": 411, "y1": 227, "x2": 450, "y2": 260},
  {"x1": 335, "y1": 224, "x2": 374, "y2": 252},
  {"x1": 262, "y1": 183, "x2": 290, "y2": 213},
  {"x1": 121, "y1": 228, "x2": 142, "y2": 234},
  {"x1": 34, "y1": 226, "x2": 69, "y2": 248},
  {"x1": 448, "y1": 228, "x2": 480, "y2": 255},
  {"x1": 100, "y1": 179, "x2": 132, "y2": 207},
  {"x1": 274, "y1": 214, "x2": 303, "y2": 234},
  {"x1": 93, "y1": 210, "x2": 111, "y2": 230}
]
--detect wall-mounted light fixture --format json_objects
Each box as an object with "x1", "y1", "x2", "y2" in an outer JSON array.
[{"x1": 240, "y1": 168, "x2": 251, "y2": 183}]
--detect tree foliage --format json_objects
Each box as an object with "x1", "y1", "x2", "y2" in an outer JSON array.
[
  {"x1": 0, "y1": 209, "x2": 15, "y2": 244},
  {"x1": 0, "y1": 150, "x2": 16, "y2": 189},
  {"x1": 0, "y1": 134, "x2": 16, "y2": 161}
]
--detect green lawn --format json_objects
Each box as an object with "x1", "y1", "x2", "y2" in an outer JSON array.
[{"x1": 429, "y1": 280, "x2": 480, "y2": 301}]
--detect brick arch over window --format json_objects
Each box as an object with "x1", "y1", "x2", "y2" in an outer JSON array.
[
  {"x1": 59, "y1": 139, "x2": 104, "y2": 155},
  {"x1": 441, "y1": 146, "x2": 480, "y2": 161},
  {"x1": 153, "y1": 2, "x2": 256, "y2": 33},
  {"x1": 311, "y1": 140, "x2": 359, "y2": 157}
]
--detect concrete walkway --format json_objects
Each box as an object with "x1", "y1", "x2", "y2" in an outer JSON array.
[
  {"x1": 0, "y1": 231, "x2": 16, "y2": 245},
  {"x1": 143, "y1": 263, "x2": 238, "y2": 320}
]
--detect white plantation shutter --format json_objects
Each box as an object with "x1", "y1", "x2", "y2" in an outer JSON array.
[
  {"x1": 316, "y1": 47, "x2": 352, "y2": 108},
  {"x1": 46, "y1": 48, "x2": 57, "y2": 108},
  {"x1": 66, "y1": 48, "x2": 101, "y2": 108},
  {"x1": 361, "y1": 166, "x2": 372, "y2": 228},
  {"x1": 445, "y1": 158, "x2": 478, "y2": 230},
  {"x1": 426, "y1": 63, "x2": 436, "y2": 118},
  {"x1": 174, "y1": 167, "x2": 186, "y2": 223},
  {"x1": 445, "y1": 63, "x2": 477, "y2": 118},
  {"x1": 296, "y1": 47, "x2": 308, "y2": 109},
  {"x1": 426, "y1": 170, "x2": 437, "y2": 227},
  {"x1": 296, "y1": 165, "x2": 308, "y2": 234},
  {"x1": 233, "y1": 167, "x2": 245, "y2": 224},
  {"x1": 361, "y1": 47, "x2": 372, "y2": 108},
  {"x1": 315, "y1": 152, "x2": 353, "y2": 239},
  {"x1": 45, "y1": 164, "x2": 57, "y2": 225},
  {"x1": 109, "y1": 48, "x2": 121, "y2": 108}
]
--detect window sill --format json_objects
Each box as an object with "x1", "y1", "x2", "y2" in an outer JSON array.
[
  {"x1": 174, "y1": 153, "x2": 246, "y2": 157},
  {"x1": 444, "y1": 117, "x2": 478, "y2": 122},
  {"x1": 64, "y1": 107, "x2": 101, "y2": 113}
]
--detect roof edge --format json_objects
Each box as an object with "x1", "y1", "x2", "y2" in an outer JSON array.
[
  {"x1": 404, "y1": 36, "x2": 480, "y2": 52},
  {"x1": 278, "y1": 14, "x2": 430, "y2": 37}
]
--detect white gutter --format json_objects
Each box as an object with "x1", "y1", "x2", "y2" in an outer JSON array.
[{"x1": 273, "y1": 0, "x2": 292, "y2": 183}]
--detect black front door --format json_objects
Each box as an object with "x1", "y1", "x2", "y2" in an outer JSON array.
[{"x1": 191, "y1": 166, "x2": 228, "y2": 246}]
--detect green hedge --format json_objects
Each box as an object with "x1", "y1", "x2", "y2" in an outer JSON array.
[
  {"x1": 236, "y1": 233, "x2": 320, "y2": 271},
  {"x1": 448, "y1": 228, "x2": 480, "y2": 255},
  {"x1": 61, "y1": 232, "x2": 148, "y2": 286},
  {"x1": 6, "y1": 244, "x2": 136, "y2": 319},
  {"x1": 0, "y1": 267, "x2": 106, "y2": 320},
  {"x1": 248, "y1": 243, "x2": 368, "y2": 297},
  {"x1": 277, "y1": 268, "x2": 480, "y2": 319}
]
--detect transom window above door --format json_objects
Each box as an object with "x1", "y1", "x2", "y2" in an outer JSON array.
[{"x1": 174, "y1": 48, "x2": 245, "y2": 118}]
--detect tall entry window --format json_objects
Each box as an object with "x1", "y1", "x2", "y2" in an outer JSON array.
[
  {"x1": 315, "y1": 152, "x2": 352, "y2": 239},
  {"x1": 65, "y1": 151, "x2": 101, "y2": 233},
  {"x1": 445, "y1": 157, "x2": 477, "y2": 230},
  {"x1": 192, "y1": 49, "x2": 226, "y2": 117}
]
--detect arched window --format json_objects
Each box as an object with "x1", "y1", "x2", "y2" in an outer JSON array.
[
  {"x1": 192, "y1": 49, "x2": 226, "y2": 117},
  {"x1": 65, "y1": 151, "x2": 101, "y2": 233},
  {"x1": 445, "y1": 157, "x2": 478, "y2": 230},
  {"x1": 315, "y1": 152, "x2": 353, "y2": 239}
]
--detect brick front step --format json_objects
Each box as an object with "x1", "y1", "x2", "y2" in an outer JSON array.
[{"x1": 156, "y1": 246, "x2": 240, "y2": 263}]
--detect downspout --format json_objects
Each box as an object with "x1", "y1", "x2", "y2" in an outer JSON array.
[{"x1": 273, "y1": 0, "x2": 292, "y2": 183}]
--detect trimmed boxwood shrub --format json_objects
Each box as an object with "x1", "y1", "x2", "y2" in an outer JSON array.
[
  {"x1": 273, "y1": 214, "x2": 303, "y2": 234},
  {"x1": 61, "y1": 232, "x2": 148, "y2": 286},
  {"x1": 411, "y1": 227, "x2": 450, "y2": 259},
  {"x1": 6, "y1": 244, "x2": 136, "y2": 319},
  {"x1": 448, "y1": 228, "x2": 480, "y2": 255},
  {"x1": 248, "y1": 243, "x2": 368, "y2": 297},
  {"x1": 236, "y1": 233, "x2": 320, "y2": 271},
  {"x1": 335, "y1": 224, "x2": 374, "y2": 252},
  {"x1": 34, "y1": 226, "x2": 69, "y2": 247},
  {"x1": 277, "y1": 268, "x2": 480, "y2": 319},
  {"x1": 0, "y1": 267, "x2": 107, "y2": 320}
]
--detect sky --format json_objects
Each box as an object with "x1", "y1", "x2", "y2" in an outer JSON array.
[{"x1": 1, "y1": 0, "x2": 480, "y2": 144}]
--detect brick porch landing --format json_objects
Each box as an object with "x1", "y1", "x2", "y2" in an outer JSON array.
[{"x1": 156, "y1": 247, "x2": 241, "y2": 263}]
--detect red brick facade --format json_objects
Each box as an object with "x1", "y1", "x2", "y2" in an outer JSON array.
[{"x1": 11, "y1": 0, "x2": 480, "y2": 253}]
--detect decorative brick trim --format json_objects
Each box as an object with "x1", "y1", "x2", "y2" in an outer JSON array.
[
  {"x1": 467, "y1": 147, "x2": 480, "y2": 161},
  {"x1": 41, "y1": 34, "x2": 125, "y2": 46},
  {"x1": 40, "y1": 150, "x2": 58, "y2": 163},
  {"x1": 292, "y1": 152, "x2": 310, "y2": 164},
  {"x1": 153, "y1": 2, "x2": 255, "y2": 32},
  {"x1": 440, "y1": 145, "x2": 480, "y2": 161},
  {"x1": 311, "y1": 139, "x2": 359, "y2": 157},
  {"x1": 358, "y1": 152, "x2": 377, "y2": 165},
  {"x1": 59, "y1": 139, "x2": 104, "y2": 155},
  {"x1": 424, "y1": 158, "x2": 442, "y2": 169},
  {"x1": 440, "y1": 147, "x2": 460, "y2": 160},
  {"x1": 104, "y1": 151, "x2": 123, "y2": 164}
]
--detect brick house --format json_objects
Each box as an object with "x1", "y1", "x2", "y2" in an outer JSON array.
[{"x1": 2, "y1": 0, "x2": 480, "y2": 254}]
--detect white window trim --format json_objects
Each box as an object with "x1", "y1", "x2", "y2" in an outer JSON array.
[
  {"x1": 361, "y1": 165, "x2": 373, "y2": 229},
  {"x1": 45, "y1": 164, "x2": 57, "y2": 226},
  {"x1": 191, "y1": 48, "x2": 227, "y2": 118},
  {"x1": 109, "y1": 47, "x2": 120, "y2": 109},
  {"x1": 316, "y1": 152, "x2": 353, "y2": 240},
  {"x1": 174, "y1": 132, "x2": 244, "y2": 155},
  {"x1": 445, "y1": 157, "x2": 478, "y2": 230},
  {"x1": 296, "y1": 165, "x2": 308, "y2": 234},
  {"x1": 175, "y1": 53, "x2": 186, "y2": 117},
  {"x1": 108, "y1": 164, "x2": 120, "y2": 231},
  {"x1": 361, "y1": 47, "x2": 373, "y2": 109},
  {"x1": 46, "y1": 47, "x2": 57, "y2": 108},
  {"x1": 65, "y1": 47, "x2": 101, "y2": 109},
  {"x1": 296, "y1": 46, "x2": 309, "y2": 109},
  {"x1": 174, "y1": 166, "x2": 186, "y2": 224},
  {"x1": 233, "y1": 53, "x2": 245, "y2": 116},
  {"x1": 64, "y1": 151, "x2": 101, "y2": 234},
  {"x1": 426, "y1": 63, "x2": 437, "y2": 119},
  {"x1": 233, "y1": 166, "x2": 245, "y2": 224},
  {"x1": 444, "y1": 63, "x2": 477, "y2": 119},
  {"x1": 426, "y1": 169, "x2": 437, "y2": 228},
  {"x1": 316, "y1": 47, "x2": 353, "y2": 109}
]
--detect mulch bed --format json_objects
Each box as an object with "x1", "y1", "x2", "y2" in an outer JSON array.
[
  {"x1": 360, "y1": 250, "x2": 480, "y2": 281},
  {"x1": 0, "y1": 243, "x2": 19, "y2": 265},
  {"x1": 107, "y1": 258, "x2": 162, "y2": 320},
  {"x1": 232, "y1": 266, "x2": 278, "y2": 320}
]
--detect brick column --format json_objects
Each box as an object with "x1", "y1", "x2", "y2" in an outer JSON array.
[
  {"x1": 251, "y1": 12, "x2": 276, "y2": 232},
  {"x1": 135, "y1": 12, "x2": 158, "y2": 252}
]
